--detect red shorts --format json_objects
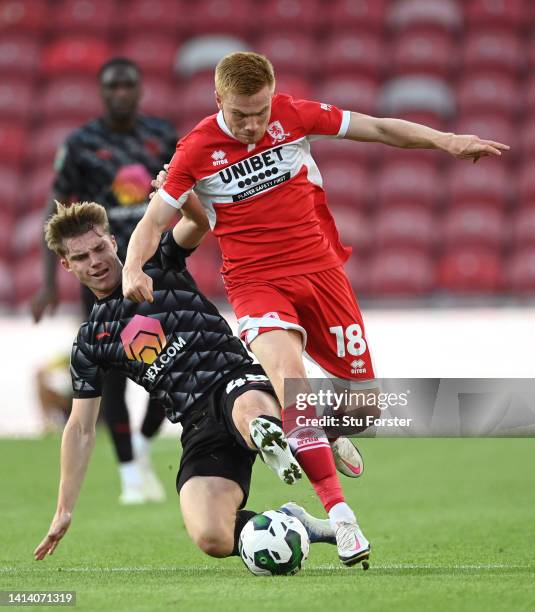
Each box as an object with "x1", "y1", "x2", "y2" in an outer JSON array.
[{"x1": 226, "y1": 266, "x2": 375, "y2": 380}]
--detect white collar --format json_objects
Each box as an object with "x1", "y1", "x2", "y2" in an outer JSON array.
[{"x1": 216, "y1": 110, "x2": 258, "y2": 151}]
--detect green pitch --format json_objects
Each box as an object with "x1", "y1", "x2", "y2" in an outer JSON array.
[{"x1": 1, "y1": 434, "x2": 534, "y2": 612}]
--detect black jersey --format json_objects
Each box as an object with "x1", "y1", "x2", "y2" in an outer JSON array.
[
  {"x1": 53, "y1": 115, "x2": 177, "y2": 258},
  {"x1": 70, "y1": 232, "x2": 253, "y2": 423}
]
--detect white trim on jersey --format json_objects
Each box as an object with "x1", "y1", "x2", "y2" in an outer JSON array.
[
  {"x1": 217, "y1": 110, "x2": 237, "y2": 140},
  {"x1": 303, "y1": 349, "x2": 379, "y2": 388},
  {"x1": 158, "y1": 187, "x2": 192, "y2": 210},
  {"x1": 238, "y1": 315, "x2": 308, "y2": 348},
  {"x1": 338, "y1": 110, "x2": 351, "y2": 138}
]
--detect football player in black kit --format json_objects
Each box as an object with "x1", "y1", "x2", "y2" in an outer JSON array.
[
  {"x1": 34, "y1": 201, "x2": 337, "y2": 562},
  {"x1": 31, "y1": 58, "x2": 180, "y2": 504}
]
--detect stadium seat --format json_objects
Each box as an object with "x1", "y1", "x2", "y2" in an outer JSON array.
[
  {"x1": 369, "y1": 249, "x2": 435, "y2": 296},
  {"x1": 175, "y1": 35, "x2": 250, "y2": 77},
  {"x1": 512, "y1": 207, "x2": 535, "y2": 248},
  {"x1": 523, "y1": 75, "x2": 535, "y2": 119},
  {"x1": 41, "y1": 37, "x2": 112, "y2": 77},
  {"x1": 462, "y1": 29, "x2": 524, "y2": 74},
  {"x1": 12, "y1": 211, "x2": 43, "y2": 258},
  {"x1": 438, "y1": 247, "x2": 503, "y2": 294},
  {"x1": 40, "y1": 78, "x2": 101, "y2": 121},
  {"x1": 442, "y1": 205, "x2": 505, "y2": 249},
  {"x1": 0, "y1": 79, "x2": 33, "y2": 122},
  {"x1": 0, "y1": 0, "x2": 47, "y2": 33},
  {"x1": 274, "y1": 75, "x2": 312, "y2": 100},
  {"x1": 259, "y1": 0, "x2": 323, "y2": 33},
  {"x1": 454, "y1": 114, "x2": 515, "y2": 156},
  {"x1": 51, "y1": 0, "x2": 118, "y2": 35},
  {"x1": 0, "y1": 261, "x2": 13, "y2": 306},
  {"x1": 321, "y1": 32, "x2": 383, "y2": 79},
  {"x1": 0, "y1": 212, "x2": 14, "y2": 260},
  {"x1": 23, "y1": 166, "x2": 55, "y2": 213},
  {"x1": 518, "y1": 163, "x2": 535, "y2": 207},
  {"x1": 313, "y1": 76, "x2": 378, "y2": 116},
  {"x1": 373, "y1": 205, "x2": 437, "y2": 250},
  {"x1": 319, "y1": 161, "x2": 371, "y2": 210},
  {"x1": 456, "y1": 72, "x2": 519, "y2": 119},
  {"x1": 375, "y1": 160, "x2": 441, "y2": 208},
  {"x1": 0, "y1": 168, "x2": 20, "y2": 212},
  {"x1": 189, "y1": 0, "x2": 253, "y2": 36},
  {"x1": 176, "y1": 73, "x2": 218, "y2": 125},
  {"x1": 33, "y1": 122, "x2": 78, "y2": 167},
  {"x1": 330, "y1": 208, "x2": 372, "y2": 255},
  {"x1": 519, "y1": 119, "x2": 535, "y2": 160},
  {"x1": 124, "y1": 0, "x2": 187, "y2": 35},
  {"x1": 13, "y1": 252, "x2": 41, "y2": 305},
  {"x1": 0, "y1": 36, "x2": 40, "y2": 75},
  {"x1": 508, "y1": 247, "x2": 535, "y2": 294},
  {"x1": 344, "y1": 256, "x2": 371, "y2": 295},
  {"x1": 465, "y1": 0, "x2": 525, "y2": 30},
  {"x1": 0, "y1": 123, "x2": 27, "y2": 168},
  {"x1": 311, "y1": 136, "x2": 377, "y2": 168},
  {"x1": 120, "y1": 35, "x2": 178, "y2": 77},
  {"x1": 387, "y1": 0, "x2": 462, "y2": 34},
  {"x1": 390, "y1": 30, "x2": 457, "y2": 77},
  {"x1": 379, "y1": 76, "x2": 455, "y2": 120},
  {"x1": 186, "y1": 238, "x2": 224, "y2": 300},
  {"x1": 446, "y1": 160, "x2": 510, "y2": 208},
  {"x1": 326, "y1": 0, "x2": 387, "y2": 33},
  {"x1": 139, "y1": 78, "x2": 175, "y2": 120},
  {"x1": 256, "y1": 33, "x2": 317, "y2": 78}
]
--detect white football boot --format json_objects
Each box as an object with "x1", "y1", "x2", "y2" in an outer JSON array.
[
  {"x1": 331, "y1": 437, "x2": 364, "y2": 478},
  {"x1": 280, "y1": 502, "x2": 336, "y2": 544},
  {"x1": 132, "y1": 432, "x2": 166, "y2": 502},
  {"x1": 334, "y1": 520, "x2": 371, "y2": 568},
  {"x1": 249, "y1": 418, "x2": 302, "y2": 485}
]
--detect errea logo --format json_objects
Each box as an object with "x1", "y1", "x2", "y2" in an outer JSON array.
[
  {"x1": 351, "y1": 359, "x2": 367, "y2": 375},
  {"x1": 212, "y1": 150, "x2": 228, "y2": 166}
]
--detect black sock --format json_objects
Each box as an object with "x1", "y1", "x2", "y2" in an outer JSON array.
[
  {"x1": 141, "y1": 397, "x2": 166, "y2": 438},
  {"x1": 231, "y1": 509, "x2": 257, "y2": 556},
  {"x1": 101, "y1": 370, "x2": 132, "y2": 463}
]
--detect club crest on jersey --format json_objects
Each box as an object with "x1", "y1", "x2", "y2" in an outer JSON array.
[
  {"x1": 211, "y1": 150, "x2": 228, "y2": 166},
  {"x1": 267, "y1": 121, "x2": 290, "y2": 144}
]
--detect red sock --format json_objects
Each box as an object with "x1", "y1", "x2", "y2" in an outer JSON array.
[{"x1": 283, "y1": 403, "x2": 345, "y2": 513}]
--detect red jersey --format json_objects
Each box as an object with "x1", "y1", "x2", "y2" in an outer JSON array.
[{"x1": 161, "y1": 93, "x2": 352, "y2": 285}]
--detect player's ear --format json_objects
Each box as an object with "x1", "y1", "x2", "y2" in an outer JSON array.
[
  {"x1": 110, "y1": 235, "x2": 118, "y2": 253},
  {"x1": 59, "y1": 257, "x2": 71, "y2": 273},
  {"x1": 215, "y1": 90, "x2": 222, "y2": 110}
]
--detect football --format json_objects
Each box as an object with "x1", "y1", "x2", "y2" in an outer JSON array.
[{"x1": 239, "y1": 510, "x2": 310, "y2": 576}]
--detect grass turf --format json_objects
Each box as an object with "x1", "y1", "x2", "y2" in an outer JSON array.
[{"x1": 1, "y1": 433, "x2": 534, "y2": 611}]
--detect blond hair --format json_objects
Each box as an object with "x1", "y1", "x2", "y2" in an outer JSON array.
[
  {"x1": 45, "y1": 201, "x2": 110, "y2": 256},
  {"x1": 215, "y1": 52, "x2": 275, "y2": 97}
]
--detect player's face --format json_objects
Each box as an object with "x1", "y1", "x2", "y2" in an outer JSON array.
[
  {"x1": 100, "y1": 65, "x2": 140, "y2": 122},
  {"x1": 60, "y1": 228, "x2": 122, "y2": 299},
  {"x1": 216, "y1": 85, "x2": 274, "y2": 145}
]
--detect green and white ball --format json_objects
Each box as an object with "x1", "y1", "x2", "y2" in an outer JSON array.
[{"x1": 239, "y1": 510, "x2": 310, "y2": 576}]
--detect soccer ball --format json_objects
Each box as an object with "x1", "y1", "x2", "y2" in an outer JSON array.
[{"x1": 239, "y1": 510, "x2": 310, "y2": 576}]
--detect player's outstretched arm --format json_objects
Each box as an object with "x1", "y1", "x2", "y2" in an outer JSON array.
[
  {"x1": 34, "y1": 397, "x2": 100, "y2": 561},
  {"x1": 344, "y1": 112, "x2": 510, "y2": 162}
]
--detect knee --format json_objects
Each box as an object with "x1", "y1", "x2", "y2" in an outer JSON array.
[{"x1": 193, "y1": 529, "x2": 233, "y2": 558}]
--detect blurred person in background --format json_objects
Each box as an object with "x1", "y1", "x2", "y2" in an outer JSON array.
[{"x1": 31, "y1": 57, "x2": 179, "y2": 504}]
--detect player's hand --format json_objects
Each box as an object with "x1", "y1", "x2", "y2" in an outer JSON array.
[
  {"x1": 30, "y1": 287, "x2": 59, "y2": 323},
  {"x1": 443, "y1": 134, "x2": 510, "y2": 163},
  {"x1": 150, "y1": 163, "x2": 169, "y2": 198},
  {"x1": 34, "y1": 511, "x2": 72, "y2": 560},
  {"x1": 122, "y1": 266, "x2": 154, "y2": 303}
]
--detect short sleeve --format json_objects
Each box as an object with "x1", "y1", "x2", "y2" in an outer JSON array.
[
  {"x1": 291, "y1": 98, "x2": 351, "y2": 138},
  {"x1": 70, "y1": 331, "x2": 103, "y2": 398},
  {"x1": 52, "y1": 138, "x2": 81, "y2": 197},
  {"x1": 155, "y1": 231, "x2": 197, "y2": 272},
  {"x1": 159, "y1": 139, "x2": 196, "y2": 210}
]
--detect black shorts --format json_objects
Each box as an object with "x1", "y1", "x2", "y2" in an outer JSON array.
[{"x1": 176, "y1": 363, "x2": 277, "y2": 507}]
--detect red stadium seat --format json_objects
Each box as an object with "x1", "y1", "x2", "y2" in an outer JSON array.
[
  {"x1": 387, "y1": 0, "x2": 462, "y2": 34},
  {"x1": 257, "y1": 33, "x2": 317, "y2": 78},
  {"x1": 0, "y1": 261, "x2": 13, "y2": 306},
  {"x1": 527, "y1": 38, "x2": 535, "y2": 73},
  {"x1": 512, "y1": 207, "x2": 535, "y2": 248},
  {"x1": 139, "y1": 78, "x2": 175, "y2": 120},
  {"x1": 23, "y1": 166, "x2": 55, "y2": 213},
  {"x1": 442, "y1": 205, "x2": 506, "y2": 249},
  {"x1": 312, "y1": 136, "x2": 378, "y2": 168},
  {"x1": 326, "y1": 0, "x2": 387, "y2": 33},
  {"x1": 518, "y1": 163, "x2": 535, "y2": 207},
  {"x1": 519, "y1": 119, "x2": 535, "y2": 161},
  {"x1": 51, "y1": 0, "x2": 118, "y2": 35},
  {"x1": 0, "y1": 0, "x2": 47, "y2": 33},
  {"x1": 0, "y1": 212, "x2": 14, "y2": 260},
  {"x1": 42, "y1": 37, "x2": 112, "y2": 77},
  {"x1": 313, "y1": 77, "x2": 378, "y2": 116},
  {"x1": 12, "y1": 210, "x2": 43, "y2": 257},
  {"x1": 176, "y1": 73, "x2": 218, "y2": 125},
  {"x1": 523, "y1": 75, "x2": 535, "y2": 119},
  {"x1": 40, "y1": 78, "x2": 101, "y2": 121},
  {"x1": 343, "y1": 256, "x2": 371, "y2": 295},
  {"x1": 13, "y1": 252, "x2": 41, "y2": 305},
  {"x1": 320, "y1": 161, "x2": 371, "y2": 210},
  {"x1": 456, "y1": 72, "x2": 519, "y2": 119},
  {"x1": 373, "y1": 205, "x2": 436, "y2": 250},
  {"x1": 0, "y1": 36, "x2": 40, "y2": 75},
  {"x1": 186, "y1": 237, "x2": 225, "y2": 300},
  {"x1": 119, "y1": 35, "x2": 178, "y2": 77},
  {"x1": 0, "y1": 123, "x2": 26, "y2": 168},
  {"x1": 274, "y1": 75, "x2": 312, "y2": 100},
  {"x1": 124, "y1": 0, "x2": 188, "y2": 35},
  {"x1": 0, "y1": 168, "x2": 20, "y2": 211},
  {"x1": 462, "y1": 29, "x2": 524, "y2": 74},
  {"x1": 175, "y1": 35, "x2": 249, "y2": 77},
  {"x1": 330, "y1": 208, "x2": 372, "y2": 255},
  {"x1": 465, "y1": 0, "x2": 525, "y2": 30},
  {"x1": 508, "y1": 247, "x2": 535, "y2": 294},
  {"x1": 0, "y1": 79, "x2": 33, "y2": 122},
  {"x1": 33, "y1": 122, "x2": 78, "y2": 167},
  {"x1": 259, "y1": 0, "x2": 323, "y2": 33},
  {"x1": 321, "y1": 32, "x2": 383, "y2": 79},
  {"x1": 369, "y1": 249, "x2": 435, "y2": 296},
  {"x1": 390, "y1": 30, "x2": 457, "y2": 77},
  {"x1": 454, "y1": 114, "x2": 515, "y2": 154},
  {"x1": 380, "y1": 76, "x2": 455, "y2": 120},
  {"x1": 189, "y1": 0, "x2": 253, "y2": 37},
  {"x1": 376, "y1": 161, "x2": 441, "y2": 208},
  {"x1": 438, "y1": 247, "x2": 503, "y2": 293},
  {"x1": 447, "y1": 160, "x2": 510, "y2": 208}
]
